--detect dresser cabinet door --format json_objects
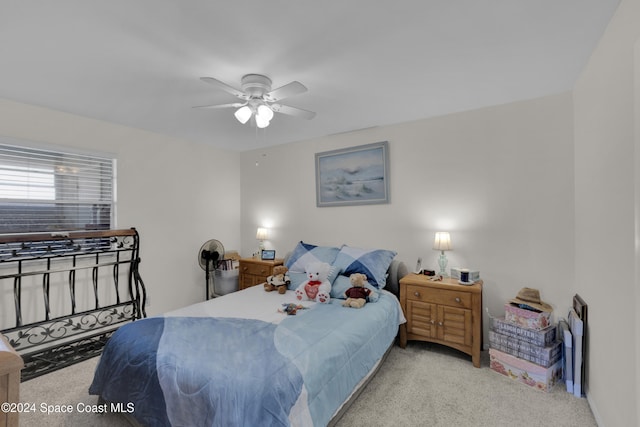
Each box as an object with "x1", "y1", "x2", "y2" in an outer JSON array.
[
  {"x1": 406, "y1": 300, "x2": 437, "y2": 339},
  {"x1": 438, "y1": 305, "x2": 472, "y2": 347}
]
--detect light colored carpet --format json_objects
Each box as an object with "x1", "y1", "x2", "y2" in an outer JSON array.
[
  {"x1": 334, "y1": 342, "x2": 596, "y2": 427},
  {"x1": 18, "y1": 342, "x2": 596, "y2": 427}
]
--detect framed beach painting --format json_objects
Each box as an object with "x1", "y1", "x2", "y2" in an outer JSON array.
[{"x1": 315, "y1": 141, "x2": 390, "y2": 207}]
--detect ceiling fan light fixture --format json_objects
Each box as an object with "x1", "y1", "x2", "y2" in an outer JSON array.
[
  {"x1": 257, "y1": 104, "x2": 274, "y2": 122},
  {"x1": 255, "y1": 114, "x2": 270, "y2": 129},
  {"x1": 234, "y1": 105, "x2": 252, "y2": 124},
  {"x1": 198, "y1": 73, "x2": 315, "y2": 128}
]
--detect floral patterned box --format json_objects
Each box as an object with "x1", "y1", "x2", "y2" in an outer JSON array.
[
  {"x1": 489, "y1": 348, "x2": 562, "y2": 392},
  {"x1": 491, "y1": 317, "x2": 556, "y2": 346},
  {"x1": 504, "y1": 303, "x2": 551, "y2": 330},
  {"x1": 489, "y1": 330, "x2": 562, "y2": 367}
]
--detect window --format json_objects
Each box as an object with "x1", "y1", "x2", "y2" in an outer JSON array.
[{"x1": 0, "y1": 143, "x2": 116, "y2": 233}]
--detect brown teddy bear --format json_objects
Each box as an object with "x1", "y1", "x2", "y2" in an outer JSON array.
[
  {"x1": 264, "y1": 265, "x2": 290, "y2": 295},
  {"x1": 342, "y1": 273, "x2": 374, "y2": 308}
]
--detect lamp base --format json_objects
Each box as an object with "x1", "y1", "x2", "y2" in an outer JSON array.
[{"x1": 437, "y1": 252, "x2": 449, "y2": 277}]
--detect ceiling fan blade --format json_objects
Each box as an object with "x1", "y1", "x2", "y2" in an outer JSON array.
[
  {"x1": 264, "y1": 81, "x2": 307, "y2": 102},
  {"x1": 200, "y1": 77, "x2": 248, "y2": 99},
  {"x1": 270, "y1": 103, "x2": 316, "y2": 120},
  {"x1": 193, "y1": 102, "x2": 246, "y2": 110}
]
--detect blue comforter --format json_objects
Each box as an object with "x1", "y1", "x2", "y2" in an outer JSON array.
[{"x1": 89, "y1": 290, "x2": 401, "y2": 426}]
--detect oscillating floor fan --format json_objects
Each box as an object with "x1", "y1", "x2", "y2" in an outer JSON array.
[{"x1": 198, "y1": 239, "x2": 225, "y2": 299}]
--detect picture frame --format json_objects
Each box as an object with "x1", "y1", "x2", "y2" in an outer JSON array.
[
  {"x1": 573, "y1": 294, "x2": 588, "y2": 392},
  {"x1": 260, "y1": 249, "x2": 276, "y2": 260},
  {"x1": 315, "y1": 141, "x2": 390, "y2": 207}
]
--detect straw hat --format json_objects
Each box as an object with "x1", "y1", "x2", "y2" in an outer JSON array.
[{"x1": 509, "y1": 287, "x2": 552, "y2": 313}]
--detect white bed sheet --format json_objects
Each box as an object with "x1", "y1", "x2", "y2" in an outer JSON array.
[{"x1": 165, "y1": 284, "x2": 406, "y2": 325}]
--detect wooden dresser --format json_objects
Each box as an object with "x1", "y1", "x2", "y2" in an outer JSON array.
[
  {"x1": 399, "y1": 274, "x2": 483, "y2": 367},
  {"x1": 1, "y1": 334, "x2": 23, "y2": 427},
  {"x1": 238, "y1": 258, "x2": 284, "y2": 290}
]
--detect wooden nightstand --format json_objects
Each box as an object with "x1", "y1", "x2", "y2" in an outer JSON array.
[
  {"x1": 399, "y1": 274, "x2": 483, "y2": 368},
  {"x1": 238, "y1": 257, "x2": 284, "y2": 290}
]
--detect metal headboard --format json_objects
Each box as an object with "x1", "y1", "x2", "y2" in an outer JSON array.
[{"x1": 0, "y1": 228, "x2": 146, "y2": 381}]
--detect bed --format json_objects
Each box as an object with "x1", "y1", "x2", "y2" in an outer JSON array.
[{"x1": 89, "y1": 241, "x2": 408, "y2": 427}]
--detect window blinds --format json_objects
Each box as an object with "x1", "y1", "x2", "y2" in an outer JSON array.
[{"x1": 0, "y1": 143, "x2": 115, "y2": 233}]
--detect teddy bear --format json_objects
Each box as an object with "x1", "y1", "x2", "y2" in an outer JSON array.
[
  {"x1": 342, "y1": 273, "x2": 375, "y2": 308},
  {"x1": 264, "y1": 265, "x2": 290, "y2": 294},
  {"x1": 295, "y1": 261, "x2": 332, "y2": 303}
]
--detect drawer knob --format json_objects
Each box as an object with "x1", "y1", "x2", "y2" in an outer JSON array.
[
  {"x1": 438, "y1": 321, "x2": 444, "y2": 326},
  {"x1": 414, "y1": 292, "x2": 420, "y2": 297},
  {"x1": 455, "y1": 297, "x2": 461, "y2": 303}
]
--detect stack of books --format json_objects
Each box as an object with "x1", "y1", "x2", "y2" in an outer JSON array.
[{"x1": 489, "y1": 302, "x2": 563, "y2": 392}]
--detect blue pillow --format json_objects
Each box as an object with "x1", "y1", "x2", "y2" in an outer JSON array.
[
  {"x1": 330, "y1": 275, "x2": 380, "y2": 302},
  {"x1": 288, "y1": 272, "x2": 309, "y2": 290},
  {"x1": 284, "y1": 241, "x2": 341, "y2": 273},
  {"x1": 332, "y1": 245, "x2": 397, "y2": 288}
]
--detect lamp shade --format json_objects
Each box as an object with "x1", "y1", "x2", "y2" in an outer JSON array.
[
  {"x1": 234, "y1": 106, "x2": 252, "y2": 124},
  {"x1": 433, "y1": 232, "x2": 452, "y2": 251},
  {"x1": 255, "y1": 114, "x2": 270, "y2": 128},
  {"x1": 256, "y1": 227, "x2": 269, "y2": 240},
  {"x1": 257, "y1": 104, "x2": 274, "y2": 121}
]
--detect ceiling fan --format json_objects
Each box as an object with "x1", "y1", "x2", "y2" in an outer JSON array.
[{"x1": 195, "y1": 74, "x2": 316, "y2": 128}]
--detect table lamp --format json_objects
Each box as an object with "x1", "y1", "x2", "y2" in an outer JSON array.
[
  {"x1": 256, "y1": 227, "x2": 269, "y2": 253},
  {"x1": 433, "y1": 231, "x2": 452, "y2": 277}
]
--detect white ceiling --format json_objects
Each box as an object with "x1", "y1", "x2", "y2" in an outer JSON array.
[{"x1": 0, "y1": 1, "x2": 620, "y2": 152}]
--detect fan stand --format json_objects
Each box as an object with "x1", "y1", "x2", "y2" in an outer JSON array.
[
  {"x1": 201, "y1": 249, "x2": 221, "y2": 299},
  {"x1": 205, "y1": 259, "x2": 214, "y2": 299}
]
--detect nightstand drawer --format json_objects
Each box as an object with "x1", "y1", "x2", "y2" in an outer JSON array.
[
  {"x1": 240, "y1": 263, "x2": 271, "y2": 276},
  {"x1": 406, "y1": 285, "x2": 471, "y2": 309}
]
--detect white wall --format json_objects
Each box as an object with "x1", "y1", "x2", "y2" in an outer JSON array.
[
  {"x1": 573, "y1": 0, "x2": 640, "y2": 425},
  {"x1": 636, "y1": 36, "x2": 640, "y2": 427},
  {"x1": 0, "y1": 98, "x2": 241, "y2": 321},
  {"x1": 240, "y1": 92, "x2": 575, "y2": 343}
]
